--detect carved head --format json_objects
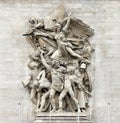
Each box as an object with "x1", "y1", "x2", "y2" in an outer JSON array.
[
  {"x1": 28, "y1": 61, "x2": 39, "y2": 70},
  {"x1": 54, "y1": 23, "x2": 62, "y2": 33},
  {"x1": 37, "y1": 46, "x2": 41, "y2": 51},
  {"x1": 79, "y1": 62, "x2": 87, "y2": 73},
  {"x1": 34, "y1": 50, "x2": 40, "y2": 57},
  {"x1": 42, "y1": 45, "x2": 47, "y2": 52}
]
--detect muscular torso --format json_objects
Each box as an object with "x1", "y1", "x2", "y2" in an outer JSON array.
[
  {"x1": 51, "y1": 69, "x2": 62, "y2": 83},
  {"x1": 51, "y1": 68, "x2": 64, "y2": 92}
]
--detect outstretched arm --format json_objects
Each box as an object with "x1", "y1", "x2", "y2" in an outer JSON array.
[
  {"x1": 66, "y1": 47, "x2": 90, "y2": 63},
  {"x1": 34, "y1": 29, "x2": 55, "y2": 39},
  {"x1": 66, "y1": 47, "x2": 84, "y2": 60}
]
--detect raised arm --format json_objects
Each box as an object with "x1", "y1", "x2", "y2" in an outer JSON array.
[
  {"x1": 62, "y1": 17, "x2": 71, "y2": 33},
  {"x1": 40, "y1": 51, "x2": 51, "y2": 71},
  {"x1": 37, "y1": 70, "x2": 46, "y2": 80}
]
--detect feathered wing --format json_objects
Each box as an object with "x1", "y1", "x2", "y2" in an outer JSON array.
[{"x1": 63, "y1": 17, "x2": 94, "y2": 39}]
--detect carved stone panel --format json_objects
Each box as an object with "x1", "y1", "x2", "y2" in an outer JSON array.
[{"x1": 22, "y1": 5, "x2": 94, "y2": 122}]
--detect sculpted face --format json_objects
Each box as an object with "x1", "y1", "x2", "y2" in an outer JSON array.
[
  {"x1": 80, "y1": 68, "x2": 85, "y2": 73},
  {"x1": 79, "y1": 63, "x2": 86, "y2": 73},
  {"x1": 35, "y1": 50, "x2": 40, "y2": 57},
  {"x1": 54, "y1": 23, "x2": 61, "y2": 33},
  {"x1": 28, "y1": 61, "x2": 39, "y2": 70}
]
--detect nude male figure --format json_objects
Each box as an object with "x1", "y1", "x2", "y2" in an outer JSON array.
[
  {"x1": 57, "y1": 60, "x2": 80, "y2": 112},
  {"x1": 40, "y1": 50, "x2": 66, "y2": 112}
]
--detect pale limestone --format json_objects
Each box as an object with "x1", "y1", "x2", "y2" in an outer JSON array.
[{"x1": 0, "y1": 1, "x2": 120, "y2": 123}]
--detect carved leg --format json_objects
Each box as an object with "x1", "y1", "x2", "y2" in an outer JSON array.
[
  {"x1": 30, "y1": 88, "x2": 37, "y2": 105},
  {"x1": 50, "y1": 89, "x2": 56, "y2": 112},
  {"x1": 39, "y1": 91, "x2": 50, "y2": 112},
  {"x1": 36, "y1": 91, "x2": 41, "y2": 112},
  {"x1": 58, "y1": 89, "x2": 67, "y2": 112},
  {"x1": 65, "y1": 95, "x2": 75, "y2": 112},
  {"x1": 79, "y1": 91, "x2": 87, "y2": 112},
  {"x1": 68, "y1": 88, "x2": 79, "y2": 109}
]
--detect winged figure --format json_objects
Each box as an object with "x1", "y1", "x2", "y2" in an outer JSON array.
[{"x1": 22, "y1": 5, "x2": 94, "y2": 114}]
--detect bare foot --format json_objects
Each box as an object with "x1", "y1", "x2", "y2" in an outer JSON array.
[
  {"x1": 50, "y1": 108, "x2": 56, "y2": 112},
  {"x1": 35, "y1": 109, "x2": 40, "y2": 113},
  {"x1": 56, "y1": 108, "x2": 64, "y2": 112}
]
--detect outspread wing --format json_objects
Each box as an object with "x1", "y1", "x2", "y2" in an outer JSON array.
[{"x1": 62, "y1": 17, "x2": 94, "y2": 39}]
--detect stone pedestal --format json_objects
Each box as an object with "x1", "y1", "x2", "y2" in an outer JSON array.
[{"x1": 33, "y1": 112, "x2": 92, "y2": 123}]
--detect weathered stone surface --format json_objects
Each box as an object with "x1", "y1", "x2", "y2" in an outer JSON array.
[
  {"x1": 22, "y1": 5, "x2": 93, "y2": 116},
  {"x1": 0, "y1": 0, "x2": 120, "y2": 123}
]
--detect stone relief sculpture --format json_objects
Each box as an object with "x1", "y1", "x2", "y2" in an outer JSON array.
[{"x1": 22, "y1": 5, "x2": 94, "y2": 116}]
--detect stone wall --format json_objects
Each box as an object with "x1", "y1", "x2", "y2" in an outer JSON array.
[{"x1": 0, "y1": 0, "x2": 120, "y2": 123}]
